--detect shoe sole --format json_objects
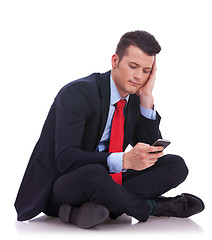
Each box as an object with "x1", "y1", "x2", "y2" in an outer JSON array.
[
  {"x1": 75, "y1": 202, "x2": 110, "y2": 229},
  {"x1": 59, "y1": 202, "x2": 109, "y2": 229},
  {"x1": 59, "y1": 204, "x2": 72, "y2": 223}
]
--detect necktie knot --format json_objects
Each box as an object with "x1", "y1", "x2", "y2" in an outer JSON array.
[{"x1": 116, "y1": 99, "x2": 126, "y2": 110}]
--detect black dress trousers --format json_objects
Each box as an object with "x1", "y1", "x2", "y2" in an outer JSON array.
[{"x1": 44, "y1": 154, "x2": 188, "y2": 221}]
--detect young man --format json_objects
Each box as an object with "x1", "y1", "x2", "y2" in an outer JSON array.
[{"x1": 15, "y1": 30, "x2": 204, "y2": 229}]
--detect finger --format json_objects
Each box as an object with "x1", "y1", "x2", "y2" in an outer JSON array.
[
  {"x1": 147, "y1": 161, "x2": 157, "y2": 168},
  {"x1": 149, "y1": 151, "x2": 163, "y2": 159},
  {"x1": 149, "y1": 58, "x2": 157, "y2": 75},
  {"x1": 153, "y1": 56, "x2": 157, "y2": 69},
  {"x1": 149, "y1": 146, "x2": 164, "y2": 153},
  {"x1": 149, "y1": 158, "x2": 158, "y2": 164},
  {"x1": 156, "y1": 151, "x2": 163, "y2": 159}
]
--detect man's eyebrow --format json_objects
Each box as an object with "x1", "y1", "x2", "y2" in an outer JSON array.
[
  {"x1": 129, "y1": 61, "x2": 152, "y2": 69},
  {"x1": 129, "y1": 61, "x2": 139, "y2": 66},
  {"x1": 143, "y1": 67, "x2": 152, "y2": 70}
]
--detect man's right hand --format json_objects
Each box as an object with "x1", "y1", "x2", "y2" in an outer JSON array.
[{"x1": 122, "y1": 142, "x2": 163, "y2": 171}]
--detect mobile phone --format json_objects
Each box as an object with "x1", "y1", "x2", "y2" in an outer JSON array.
[{"x1": 152, "y1": 139, "x2": 171, "y2": 150}]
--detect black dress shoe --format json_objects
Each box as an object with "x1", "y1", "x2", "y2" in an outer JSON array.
[
  {"x1": 59, "y1": 202, "x2": 109, "y2": 229},
  {"x1": 153, "y1": 193, "x2": 205, "y2": 218}
]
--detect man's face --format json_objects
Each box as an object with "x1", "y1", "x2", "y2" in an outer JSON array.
[{"x1": 111, "y1": 45, "x2": 154, "y2": 98}]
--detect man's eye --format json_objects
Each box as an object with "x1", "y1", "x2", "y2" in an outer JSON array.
[
  {"x1": 129, "y1": 65, "x2": 136, "y2": 69},
  {"x1": 143, "y1": 70, "x2": 150, "y2": 74}
]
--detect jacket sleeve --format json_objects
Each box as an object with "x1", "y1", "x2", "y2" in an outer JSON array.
[
  {"x1": 54, "y1": 83, "x2": 110, "y2": 174},
  {"x1": 133, "y1": 111, "x2": 162, "y2": 146}
]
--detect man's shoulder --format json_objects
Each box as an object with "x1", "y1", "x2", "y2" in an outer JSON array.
[
  {"x1": 56, "y1": 71, "x2": 110, "y2": 101},
  {"x1": 62, "y1": 71, "x2": 109, "y2": 91},
  {"x1": 62, "y1": 72, "x2": 99, "y2": 90}
]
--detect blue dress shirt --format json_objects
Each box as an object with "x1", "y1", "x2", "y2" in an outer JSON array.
[{"x1": 96, "y1": 74, "x2": 156, "y2": 173}]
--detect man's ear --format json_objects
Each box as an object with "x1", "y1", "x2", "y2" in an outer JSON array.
[{"x1": 111, "y1": 54, "x2": 119, "y2": 69}]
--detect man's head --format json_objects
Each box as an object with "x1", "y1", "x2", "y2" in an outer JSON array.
[
  {"x1": 111, "y1": 30, "x2": 161, "y2": 98},
  {"x1": 116, "y1": 30, "x2": 161, "y2": 62}
]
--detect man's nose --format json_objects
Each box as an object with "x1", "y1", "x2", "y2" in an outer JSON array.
[{"x1": 133, "y1": 69, "x2": 143, "y2": 80}]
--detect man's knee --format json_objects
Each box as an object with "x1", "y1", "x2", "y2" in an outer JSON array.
[{"x1": 164, "y1": 154, "x2": 189, "y2": 187}]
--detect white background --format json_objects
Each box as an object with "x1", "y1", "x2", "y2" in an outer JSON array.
[{"x1": 0, "y1": 0, "x2": 211, "y2": 239}]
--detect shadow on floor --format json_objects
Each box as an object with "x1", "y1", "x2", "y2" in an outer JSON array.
[{"x1": 14, "y1": 213, "x2": 204, "y2": 236}]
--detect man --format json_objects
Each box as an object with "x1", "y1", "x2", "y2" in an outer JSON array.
[{"x1": 15, "y1": 30, "x2": 204, "y2": 229}]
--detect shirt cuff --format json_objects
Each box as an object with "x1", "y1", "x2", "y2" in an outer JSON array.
[
  {"x1": 140, "y1": 105, "x2": 156, "y2": 120},
  {"x1": 107, "y1": 152, "x2": 126, "y2": 173}
]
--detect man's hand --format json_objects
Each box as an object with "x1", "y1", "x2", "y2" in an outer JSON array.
[
  {"x1": 122, "y1": 142, "x2": 163, "y2": 170},
  {"x1": 136, "y1": 58, "x2": 157, "y2": 109}
]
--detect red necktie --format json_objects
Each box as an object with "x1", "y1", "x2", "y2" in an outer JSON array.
[{"x1": 109, "y1": 99, "x2": 126, "y2": 185}]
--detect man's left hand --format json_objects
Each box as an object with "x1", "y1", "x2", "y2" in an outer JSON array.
[{"x1": 136, "y1": 58, "x2": 157, "y2": 109}]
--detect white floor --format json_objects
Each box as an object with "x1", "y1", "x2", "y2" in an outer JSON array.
[
  {"x1": 2, "y1": 198, "x2": 211, "y2": 240},
  {"x1": 14, "y1": 214, "x2": 204, "y2": 237}
]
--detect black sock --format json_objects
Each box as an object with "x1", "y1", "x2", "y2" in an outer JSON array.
[{"x1": 145, "y1": 199, "x2": 157, "y2": 216}]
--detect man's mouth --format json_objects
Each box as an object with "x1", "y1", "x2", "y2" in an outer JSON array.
[{"x1": 129, "y1": 80, "x2": 140, "y2": 87}]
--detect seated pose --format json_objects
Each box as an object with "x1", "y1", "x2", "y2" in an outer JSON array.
[{"x1": 15, "y1": 30, "x2": 204, "y2": 229}]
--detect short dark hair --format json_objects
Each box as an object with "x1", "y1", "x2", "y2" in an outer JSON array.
[{"x1": 116, "y1": 30, "x2": 161, "y2": 62}]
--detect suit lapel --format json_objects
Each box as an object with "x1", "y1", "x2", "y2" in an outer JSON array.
[
  {"x1": 98, "y1": 71, "x2": 111, "y2": 143},
  {"x1": 123, "y1": 94, "x2": 138, "y2": 150}
]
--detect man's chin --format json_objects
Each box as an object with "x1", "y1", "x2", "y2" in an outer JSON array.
[
  {"x1": 127, "y1": 87, "x2": 139, "y2": 95},
  {"x1": 121, "y1": 86, "x2": 140, "y2": 96}
]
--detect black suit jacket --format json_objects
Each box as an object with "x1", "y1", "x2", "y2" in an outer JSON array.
[{"x1": 14, "y1": 71, "x2": 161, "y2": 221}]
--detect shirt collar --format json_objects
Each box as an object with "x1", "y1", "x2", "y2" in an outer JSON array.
[{"x1": 110, "y1": 73, "x2": 129, "y2": 106}]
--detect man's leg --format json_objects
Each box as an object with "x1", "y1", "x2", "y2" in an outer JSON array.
[
  {"x1": 122, "y1": 154, "x2": 204, "y2": 218},
  {"x1": 45, "y1": 164, "x2": 150, "y2": 227},
  {"x1": 122, "y1": 154, "x2": 189, "y2": 198}
]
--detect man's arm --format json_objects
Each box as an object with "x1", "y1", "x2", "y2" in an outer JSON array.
[
  {"x1": 54, "y1": 82, "x2": 110, "y2": 174},
  {"x1": 123, "y1": 58, "x2": 163, "y2": 171}
]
